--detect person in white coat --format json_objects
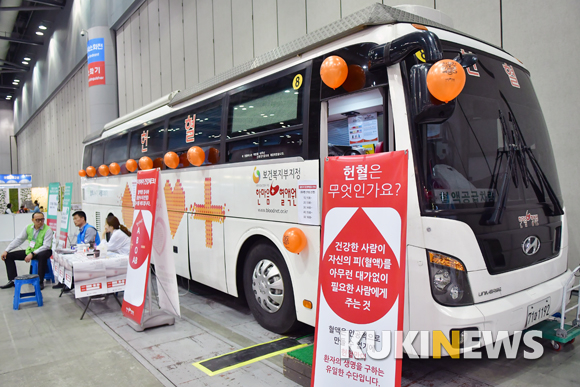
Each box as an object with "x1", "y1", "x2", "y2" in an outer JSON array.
[{"x1": 99, "y1": 216, "x2": 131, "y2": 255}]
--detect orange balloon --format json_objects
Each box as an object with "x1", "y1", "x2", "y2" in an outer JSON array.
[
  {"x1": 139, "y1": 156, "x2": 153, "y2": 170},
  {"x1": 342, "y1": 64, "x2": 366, "y2": 92},
  {"x1": 187, "y1": 146, "x2": 205, "y2": 167},
  {"x1": 320, "y1": 56, "x2": 348, "y2": 89},
  {"x1": 179, "y1": 152, "x2": 190, "y2": 167},
  {"x1": 164, "y1": 152, "x2": 179, "y2": 169},
  {"x1": 109, "y1": 162, "x2": 121, "y2": 175},
  {"x1": 78, "y1": 169, "x2": 86, "y2": 177},
  {"x1": 126, "y1": 159, "x2": 137, "y2": 172},
  {"x1": 86, "y1": 166, "x2": 96, "y2": 177},
  {"x1": 153, "y1": 157, "x2": 164, "y2": 169},
  {"x1": 207, "y1": 147, "x2": 219, "y2": 164},
  {"x1": 283, "y1": 228, "x2": 307, "y2": 254},
  {"x1": 98, "y1": 164, "x2": 110, "y2": 177},
  {"x1": 426, "y1": 59, "x2": 466, "y2": 103}
]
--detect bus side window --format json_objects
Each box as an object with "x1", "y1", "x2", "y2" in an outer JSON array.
[
  {"x1": 326, "y1": 88, "x2": 385, "y2": 157},
  {"x1": 167, "y1": 102, "x2": 222, "y2": 168},
  {"x1": 82, "y1": 145, "x2": 92, "y2": 169},
  {"x1": 104, "y1": 132, "x2": 129, "y2": 173},
  {"x1": 129, "y1": 124, "x2": 165, "y2": 162},
  {"x1": 91, "y1": 141, "x2": 104, "y2": 168}
]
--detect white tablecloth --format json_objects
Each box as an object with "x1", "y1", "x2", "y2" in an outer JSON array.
[{"x1": 53, "y1": 251, "x2": 128, "y2": 298}]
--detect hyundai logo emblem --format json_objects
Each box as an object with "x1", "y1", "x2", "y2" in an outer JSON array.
[{"x1": 522, "y1": 236, "x2": 541, "y2": 256}]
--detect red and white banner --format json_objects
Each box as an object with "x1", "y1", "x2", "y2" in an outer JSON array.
[
  {"x1": 122, "y1": 169, "x2": 160, "y2": 324},
  {"x1": 311, "y1": 151, "x2": 408, "y2": 387}
]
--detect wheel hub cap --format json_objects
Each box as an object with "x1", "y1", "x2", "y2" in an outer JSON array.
[{"x1": 251, "y1": 259, "x2": 284, "y2": 313}]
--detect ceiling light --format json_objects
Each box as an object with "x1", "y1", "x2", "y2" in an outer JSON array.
[
  {"x1": 36, "y1": 31, "x2": 44, "y2": 36},
  {"x1": 22, "y1": 61, "x2": 29, "y2": 65},
  {"x1": 12, "y1": 82, "x2": 18, "y2": 85},
  {"x1": 39, "y1": 25, "x2": 47, "y2": 30},
  {"x1": 23, "y1": 57, "x2": 30, "y2": 61}
]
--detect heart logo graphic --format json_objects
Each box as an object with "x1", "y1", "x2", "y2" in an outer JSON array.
[
  {"x1": 152, "y1": 217, "x2": 167, "y2": 256},
  {"x1": 164, "y1": 180, "x2": 186, "y2": 238},
  {"x1": 121, "y1": 183, "x2": 134, "y2": 229},
  {"x1": 270, "y1": 183, "x2": 279, "y2": 196}
]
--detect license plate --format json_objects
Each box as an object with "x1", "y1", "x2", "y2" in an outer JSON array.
[{"x1": 525, "y1": 297, "x2": 551, "y2": 328}]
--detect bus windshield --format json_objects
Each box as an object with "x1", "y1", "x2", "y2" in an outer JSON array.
[{"x1": 408, "y1": 43, "x2": 563, "y2": 219}]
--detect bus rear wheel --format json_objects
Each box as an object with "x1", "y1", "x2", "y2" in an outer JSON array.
[{"x1": 243, "y1": 242, "x2": 299, "y2": 334}]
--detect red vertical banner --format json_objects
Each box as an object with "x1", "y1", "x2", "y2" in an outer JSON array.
[
  {"x1": 122, "y1": 169, "x2": 160, "y2": 324},
  {"x1": 311, "y1": 151, "x2": 408, "y2": 387}
]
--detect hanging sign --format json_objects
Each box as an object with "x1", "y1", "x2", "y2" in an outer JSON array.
[
  {"x1": 311, "y1": 151, "x2": 408, "y2": 387},
  {"x1": 87, "y1": 37, "x2": 106, "y2": 87}
]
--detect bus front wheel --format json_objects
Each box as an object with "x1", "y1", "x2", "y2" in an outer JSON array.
[{"x1": 243, "y1": 242, "x2": 299, "y2": 334}]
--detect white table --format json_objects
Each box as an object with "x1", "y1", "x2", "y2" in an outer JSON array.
[{"x1": 53, "y1": 251, "x2": 129, "y2": 319}]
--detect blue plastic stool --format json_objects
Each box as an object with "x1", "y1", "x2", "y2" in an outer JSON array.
[
  {"x1": 13, "y1": 274, "x2": 43, "y2": 310},
  {"x1": 30, "y1": 258, "x2": 55, "y2": 283}
]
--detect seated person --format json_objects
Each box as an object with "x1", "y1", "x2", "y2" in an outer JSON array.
[
  {"x1": 98, "y1": 216, "x2": 131, "y2": 255},
  {"x1": 53, "y1": 210, "x2": 100, "y2": 290},
  {"x1": 1, "y1": 212, "x2": 53, "y2": 290}
]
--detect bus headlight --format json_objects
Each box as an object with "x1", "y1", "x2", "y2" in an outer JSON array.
[{"x1": 427, "y1": 251, "x2": 474, "y2": 306}]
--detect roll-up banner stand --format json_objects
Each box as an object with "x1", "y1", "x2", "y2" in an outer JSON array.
[
  {"x1": 47, "y1": 182, "x2": 60, "y2": 250},
  {"x1": 122, "y1": 169, "x2": 180, "y2": 331},
  {"x1": 311, "y1": 151, "x2": 408, "y2": 387}
]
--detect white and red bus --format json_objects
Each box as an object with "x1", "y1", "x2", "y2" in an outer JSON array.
[{"x1": 80, "y1": 5, "x2": 571, "y2": 354}]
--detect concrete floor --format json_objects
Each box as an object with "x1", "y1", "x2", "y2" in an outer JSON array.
[{"x1": 0, "y1": 240, "x2": 579, "y2": 386}]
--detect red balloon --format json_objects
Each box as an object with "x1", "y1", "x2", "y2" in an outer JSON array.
[
  {"x1": 126, "y1": 159, "x2": 137, "y2": 172},
  {"x1": 179, "y1": 152, "x2": 190, "y2": 167},
  {"x1": 98, "y1": 164, "x2": 110, "y2": 177},
  {"x1": 187, "y1": 146, "x2": 205, "y2": 167},
  {"x1": 86, "y1": 166, "x2": 96, "y2": 177},
  {"x1": 342, "y1": 64, "x2": 366, "y2": 92},
  {"x1": 153, "y1": 157, "x2": 164, "y2": 169},
  {"x1": 109, "y1": 162, "x2": 121, "y2": 175},
  {"x1": 207, "y1": 147, "x2": 219, "y2": 164},
  {"x1": 78, "y1": 170, "x2": 86, "y2": 177},
  {"x1": 164, "y1": 152, "x2": 179, "y2": 169},
  {"x1": 139, "y1": 156, "x2": 153, "y2": 170},
  {"x1": 426, "y1": 59, "x2": 466, "y2": 103},
  {"x1": 321, "y1": 56, "x2": 348, "y2": 89}
]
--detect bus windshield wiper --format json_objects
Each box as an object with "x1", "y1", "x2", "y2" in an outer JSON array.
[
  {"x1": 487, "y1": 110, "x2": 517, "y2": 225},
  {"x1": 508, "y1": 112, "x2": 564, "y2": 216}
]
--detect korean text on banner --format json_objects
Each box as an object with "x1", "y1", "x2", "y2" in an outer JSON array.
[
  {"x1": 151, "y1": 178, "x2": 181, "y2": 317},
  {"x1": 47, "y1": 183, "x2": 60, "y2": 234},
  {"x1": 311, "y1": 151, "x2": 408, "y2": 387},
  {"x1": 87, "y1": 37, "x2": 106, "y2": 87},
  {"x1": 122, "y1": 169, "x2": 160, "y2": 324},
  {"x1": 59, "y1": 182, "x2": 73, "y2": 248}
]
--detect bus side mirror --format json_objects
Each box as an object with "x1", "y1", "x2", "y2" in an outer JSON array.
[
  {"x1": 454, "y1": 53, "x2": 478, "y2": 69},
  {"x1": 410, "y1": 63, "x2": 456, "y2": 124}
]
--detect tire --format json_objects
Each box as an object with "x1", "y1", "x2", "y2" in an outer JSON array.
[
  {"x1": 243, "y1": 242, "x2": 300, "y2": 334},
  {"x1": 551, "y1": 340, "x2": 563, "y2": 351}
]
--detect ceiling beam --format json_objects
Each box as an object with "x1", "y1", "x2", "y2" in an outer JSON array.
[
  {"x1": 0, "y1": 70, "x2": 27, "y2": 74},
  {"x1": 0, "y1": 6, "x2": 62, "y2": 11},
  {"x1": 0, "y1": 85, "x2": 18, "y2": 90},
  {"x1": 25, "y1": 0, "x2": 65, "y2": 8},
  {"x1": 0, "y1": 59, "x2": 31, "y2": 71},
  {"x1": 0, "y1": 35, "x2": 43, "y2": 46}
]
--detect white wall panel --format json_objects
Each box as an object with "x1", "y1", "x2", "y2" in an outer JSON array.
[
  {"x1": 437, "y1": 0, "x2": 501, "y2": 46},
  {"x1": 341, "y1": 0, "x2": 379, "y2": 18},
  {"x1": 130, "y1": 13, "x2": 143, "y2": 109},
  {"x1": 383, "y1": 0, "x2": 433, "y2": 7},
  {"x1": 139, "y1": 3, "x2": 152, "y2": 105},
  {"x1": 278, "y1": 0, "x2": 306, "y2": 46},
  {"x1": 197, "y1": 0, "x2": 215, "y2": 82},
  {"x1": 159, "y1": 0, "x2": 173, "y2": 95},
  {"x1": 253, "y1": 0, "x2": 277, "y2": 56},
  {"x1": 306, "y1": 0, "x2": 340, "y2": 33},
  {"x1": 169, "y1": 0, "x2": 186, "y2": 91},
  {"x1": 231, "y1": 0, "x2": 253, "y2": 66},
  {"x1": 148, "y1": 0, "x2": 163, "y2": 101},
  {"x1": 183, "y1": 0, "x2": 199, "y2": 88},
  {"x1": 123, "y1": 22, "x2": 134, "y2": 113},
  {"x1": 213, "y1": 0, "x2": 234, "y2": 76}
]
